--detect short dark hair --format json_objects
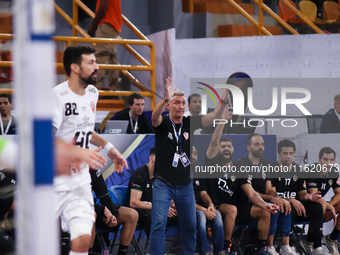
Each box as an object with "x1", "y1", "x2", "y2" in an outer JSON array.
[
  {"x1": 63, "y1": 45, "x2": 96, "y2": 76},
  {"x1": 220, "y1": 137, "x2": 233, "y2": 145},
  {"x1": 319, "y1": 147, "x2": 336, "y2": 159},
  {"x1": 188, "y1": 93, "x2": 201, "y2": 104},
  {"x1": 247, "y1": 133, "x2": 262, "y2": 145},
  {"x1": 226, "y1": 72, "x2": 253, "y2": 90},
  {"x1": 128, "y1": 93, "x2": 144, "y2": 106},
  {"x1": 150, "y1": 147, "x2": 156, "y2": 156},
  {"x1": 0, "y1": 94, "x2": 12, "y2": 104},
  {"x1": 277, "y1": 139, "x2": 296, "y2": 153}
]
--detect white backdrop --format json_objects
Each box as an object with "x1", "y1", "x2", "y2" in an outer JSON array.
[{"x1": 173, "y1": 34, "x2": 340, "y2": 104}]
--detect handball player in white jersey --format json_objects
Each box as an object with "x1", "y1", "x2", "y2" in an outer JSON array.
[{"x1": 52, "y1": 46, "x2": 128, "y2": 255}]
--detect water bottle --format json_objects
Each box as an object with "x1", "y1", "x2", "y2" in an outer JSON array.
[
  {"x1": 207, "y1": 227, "x2": 213, "y2": 253},
  {"x1": 102, "y1": 248, "x2": 109, "y2": 255},
  {"x1": 98, "y1": 235, "x2": 109, "y2": 255}
]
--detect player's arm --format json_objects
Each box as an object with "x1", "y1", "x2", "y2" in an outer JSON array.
[
  {"x1": 256, "y1": 188, "x2": 289, "y2": 214},
  {"x1": 266, "y1": 184, "x2": 291, "y2": 214},
  {"x1": 201, "y1": 88, "x2": 230, "y2": 128},
  {"x1": 329, "y1": 187, "x2": 340, "y2": 207},
  {"x1": 152, "y1": 77, "x2": 175, "y2": 128},
  {"x1": 265, "y1": 180, "x2": 277, "y2": 196},
  {"x1": 196, "y1": 204, "x2": 216, "y2": 220},
  {"x1": 130, "y1": 189, "x2": 152, "y2": 211},
  {"x1": 256, "y1": 181, "x2": 276, "y2": 202},
  {"x1": 299, "y1": 189, "x2": 321, "y2": 202},
  {"x1": 87, "y1": 0, "x2": 110, "y2": 36},
  {"x1": 200, "y1": 190, "x2": 216, "y2": 214},
  {"x1": 286, "y1": 197, "x2": 306, "y2": 216},
  {"x1": 90, "y1": 131, "x2": 128, "y2": 173},
  {"x1": 196, "y1": 192, "x2": 216, "y2": 221},
  {"x1": 308, "y1": 187, "x2": 334, "y2": 213},
  {"x1": 206, "y1": 107, "x2": 231, "y2": 159},
  {"x1": 196, "y1": 203, "x2": 206, "y2": 212},
  {"x1": 241, "y1": 183, "x2": 278, "y2": 214},
  {"x1": 309, "y1": 188, "x2": 338, "y2": 224},
  {"x1": 295, "y1": 184, "x2": 321, "y2": 216},
  {"x1": 55, "y1": 137, "x2": 107, "y2": 175}
]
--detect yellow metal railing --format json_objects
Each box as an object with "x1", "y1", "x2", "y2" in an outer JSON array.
[
  {"x1": 0, "y1": 0, "x2": 157, "y2": 109},
  {"x1": 254, "y1": 0, "x2": 324, "y2": 35},
  {"x1": 185, "y1": 0, "x2": 325, "y2": 35},
  {"x1": 228, "y1": 0, "x2": 324, "y2": 35}
]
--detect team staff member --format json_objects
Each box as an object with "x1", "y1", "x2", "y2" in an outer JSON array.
[
  {"x1": 149, "y1": 77, "x2": 229, "y2": 255},
  {"x1": 270, "y1": 140, "x2": 329, "y2": 255},
  {"x1": 320, "y1": 94, "x2": 340, "y2": 133},
  {"x1": 114, "y1": 93, "x2": 154, "y2": 134},
  {"x1": 184, "y1": 93, "x2": 202, "y2": 117},
  {"x1": 53, "y1": 45, "x2": 131, "y2": 255},
  {"x1": 126, "y1": 147, "x2": 178, "y2": 237},
  {"x1": 269, "y1": 140, "x2": 305, "y2": 255},
  {"x1": 193, "y1": 143, "x2": 225, "y2": 255},
  {"x1": 0, "y1": 94, "x2": 16, "y2": 135},
  {"x1": 234, "y1": 134, "x2": 294, "y2": 255},
  {"x1": 205, "y1": 117, "x2": 278, "y2": 255},
  {"x1": 306, "y1": 147, "x2": 339, "y2": 255}
]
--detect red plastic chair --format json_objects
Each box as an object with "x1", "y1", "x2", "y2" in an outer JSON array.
[{"x1": 278, "y1": 0, "x2": 305, "y2": 23}]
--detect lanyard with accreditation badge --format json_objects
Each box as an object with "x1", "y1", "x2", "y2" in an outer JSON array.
[
  {"x1": 169, "y1": 117, "x2": 190, "y2": 168},
  {"x1": 0, "y1": 116, "x2": 12, "y2": 135},
  {"x1": 129, "y1": 111, "x2": 138, "y2": 134}
]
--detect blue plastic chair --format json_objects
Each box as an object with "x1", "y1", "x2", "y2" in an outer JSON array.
[
  {"x1": 107, "y1": 185, "x2": 144, "y2": 254},
  {"x1": 108, "y1": 185, "x2": 128, "y2": 206}
]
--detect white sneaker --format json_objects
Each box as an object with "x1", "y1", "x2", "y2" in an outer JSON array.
[
  {"x1": 266, "y1": 246, "x2": 279, "y2": 255},
  {"x1": 323, "y1": 234, "x2": 340, "y2": 255},
  {"x1": 300, "y1": 239, "x2": 313, "y2": 254},
  {"x1": 280, "y1": 246, "x2": 299, "y2": 255},
  {"x1": 313, "y1": 247, "x2": 330, "y2": 255}
]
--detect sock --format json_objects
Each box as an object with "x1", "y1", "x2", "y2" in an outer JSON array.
[
  {"x1": 257, "y1": 239, "x2": 266, "y2": 250},
  {"x1": 224, "y1": 239, "x2": 232, "y2": 249},
  {"x1": 281, "y1": 245, "x2": 289, "y2": 252},
  {"x1": 330, "y1": 228, "x2": 340, "y2": 241},
  {"x1": 118, "y1": 244, "x2": 129, "y2": 255},
  {"x1": 69, "y1": 251, "x2": 87, "y2": 255}
]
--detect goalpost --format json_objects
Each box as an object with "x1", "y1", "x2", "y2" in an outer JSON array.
[{"x1": 14, "y1": 0, "x2": 57, "y2": 254}]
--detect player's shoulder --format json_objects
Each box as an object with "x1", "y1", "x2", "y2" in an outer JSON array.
[
  {"x1": 86, "y1": 85, "x2": 98, "y2": 95},
  {"x1": 131, "y1": 165, "x2": 148, "y2": 180},
  {"x1": 53, "y1": 81, "x2": 69, "y2": 97}
]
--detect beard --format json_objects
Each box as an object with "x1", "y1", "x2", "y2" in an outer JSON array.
[
  {"x1": 251, "y1": 149, "x2": 263, "y2": 158},
  {"x1": 80, "y1": 71, "x2": 97, "y2": 85},
  {"x1": 222, "y1": 156, "x2": 233, "y2": 163},
  {"x1": 220, "y1": 151, "x2": 233, "y2": 163}
]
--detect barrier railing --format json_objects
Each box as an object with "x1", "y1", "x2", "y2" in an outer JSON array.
[
  {"x1": 184, "y1": 0, "x2": 325, "y2": 35},
  {"x1": 0, "y1": 0, "x2": 157, "y2": 109}
]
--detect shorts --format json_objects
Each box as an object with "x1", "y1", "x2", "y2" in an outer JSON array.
[
  {"x1": 236, "y1": 202, "x2": 255, "y2": 225},
  {"x1": 95, "y1": 204, "x2": 120, "y2": 232},
  {"x1": 55, "y1": 184, "x2": 95, "y2": 232}
]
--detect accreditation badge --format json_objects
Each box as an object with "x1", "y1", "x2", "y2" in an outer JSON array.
[
  {"x1": 172, "y1": 153, "x2": 180, "y2": 167},
  {"x1": 180, "y1": 152, "x2": 190, "y2": 167}
]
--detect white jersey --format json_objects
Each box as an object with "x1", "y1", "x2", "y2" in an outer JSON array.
[{"x1": 52, "y1": 81, "x2": 98, "y2": 191}]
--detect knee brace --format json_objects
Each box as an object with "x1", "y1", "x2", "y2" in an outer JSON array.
[{"x1": 69, "y1": 223, "x2": 92, "y2": 240}]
